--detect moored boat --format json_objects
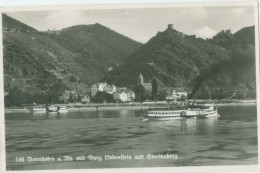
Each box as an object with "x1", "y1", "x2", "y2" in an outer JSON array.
[
  {"x1": 58, "y1": 106, "x2": 68, "y2": 113},
  {"x1": 46, "y1": 105, "x2": 58, "y2": 112},
  {"x1": 27, "y1": 106, "x2": 46, "y2": 113}
]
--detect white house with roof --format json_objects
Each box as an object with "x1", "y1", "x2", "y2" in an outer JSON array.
[
  {"x1": 176, "y1": 91, "x2": 188, "y2": 98},
  {"x1": 91, "y1": 83, "x2": 117, "y2": 96},
  {"x1": 113, "y1": 88, "x2": 135, "y2": 102},
  {"x1": 119, "y1": 92, "x2": 128, "y2": 102},
  {"x1": 105, "y1": 85, "x2": 117, "y2": 94},
  {"x1": 98, "y1": 83, "x2": 107, "y2": 92},
  {"x1": 166, "y1": 89, "x2": 188, "y2": 101}
]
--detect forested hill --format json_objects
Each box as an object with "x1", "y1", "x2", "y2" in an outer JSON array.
[
  {"x1": 105, "y1": 25, "x2": 256, "y2": 99},
  {"x1": 3, "y1": 14, "x2": 142, "y2": 104},
  {"x1": 48, "y1": 24, "x2": 142, "y2": 68}
]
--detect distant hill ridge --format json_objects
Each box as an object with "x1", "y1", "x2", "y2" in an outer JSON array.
[
  {"x1": 105, "y1": 24, "x2": 256, "y2": 99},
  {"x1": 2, "y1": 13, "x2": 37, "y2": 32},
  {"x1": 46, "y1": 23, "x2": 142, "y2": 67},
  {"x1": 2, "y1": 14, "x2": 142, "y2": 104}
]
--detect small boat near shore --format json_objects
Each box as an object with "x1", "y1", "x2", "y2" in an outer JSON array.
[
  {"x1": 57, "y1": 106, "x2": 68, "y2": 113},
  {"x1": 46, "y1": 105, "x2": 58, "y2": 112},
  {"x1": 27, "y1": 104, "x2": 69, "y2": 113},
  {"x1": 145, "y1": 104, "x2": 218, "y2": 121},
  {"x1": 27, "y1": 106, "x2": 46, "y2": 113}
]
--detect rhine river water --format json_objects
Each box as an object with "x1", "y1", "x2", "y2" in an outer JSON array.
[{"x1": 5, "y1": 104, "x2": 258, "y2": 170}]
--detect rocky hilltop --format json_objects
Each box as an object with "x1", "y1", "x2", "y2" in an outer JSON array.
[{"x1": 105, "y1": 25, "x2": 256, "y2": 99}]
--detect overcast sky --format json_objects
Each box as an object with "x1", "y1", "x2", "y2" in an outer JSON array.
[{"x1": 6, "y1": 6, "x2": 255, "y2": 43}]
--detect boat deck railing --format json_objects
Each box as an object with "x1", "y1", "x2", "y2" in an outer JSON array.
[{"x1": 148, "y1": 105, "x2": 211, "y2": 111}]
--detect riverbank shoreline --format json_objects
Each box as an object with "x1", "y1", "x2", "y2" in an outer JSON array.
[{"x1": 4, "y1": 100, "x2": 256, "y2": 113}]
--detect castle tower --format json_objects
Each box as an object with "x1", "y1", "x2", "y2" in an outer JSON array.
[{"x1": 168, "y1": 24, "x2": 173, "y2": 29}]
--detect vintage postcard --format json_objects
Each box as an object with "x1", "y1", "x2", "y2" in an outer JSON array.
[{"x1": 0, "y1": 1, "x2": 259, "y2": 173}]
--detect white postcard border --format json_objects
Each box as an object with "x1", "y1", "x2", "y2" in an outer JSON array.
[{"x1": 0, "y1": 1, "x2": 259, "y2": 173}]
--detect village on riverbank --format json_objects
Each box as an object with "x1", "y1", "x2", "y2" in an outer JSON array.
[
  {"x1": 4, "y1": 71, "x2": 256, "y2": 114},
  {"x1": 4, "y1": 71, "x2": 257, "y2": 112},
  {"x1": 4, "y1": 73, "x2": 187, "y2": 108}
]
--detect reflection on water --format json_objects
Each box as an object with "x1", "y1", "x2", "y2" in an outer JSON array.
[{"x1": 5, "y1": 105, "x2": 258, "y2": 170}]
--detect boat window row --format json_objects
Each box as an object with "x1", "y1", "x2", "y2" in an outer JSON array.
[
  {"x1": 149, "y1": 107, "x2": 184, "y2": 111},
  {"x1": 150, "y1": 111, "x2": 181, "y2": 115}
]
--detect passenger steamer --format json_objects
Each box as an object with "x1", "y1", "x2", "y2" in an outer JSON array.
[
  {"x1": 147, "y1": 107, "x2": 184, "y2": 120},
  {"x1": 146, "y1": 104, "x2": 218, "y2": 120}
]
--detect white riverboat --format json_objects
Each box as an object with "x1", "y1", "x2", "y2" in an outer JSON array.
[{"x1": 145, "y1": 104, "x2": 218, "y2": 121}]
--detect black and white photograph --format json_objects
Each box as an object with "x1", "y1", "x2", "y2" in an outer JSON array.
[{"x1": 1, "y1": 1, "x2": 259, "y2": 172}]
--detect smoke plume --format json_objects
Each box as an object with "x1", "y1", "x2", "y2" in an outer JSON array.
[{"x1": 188, "y1": 44, "x2": 255, "y2": 99}]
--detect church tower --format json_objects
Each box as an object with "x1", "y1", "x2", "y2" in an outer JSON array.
[{"x1": 140, "y1": 73, "x2": 144, "y2": 84}]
